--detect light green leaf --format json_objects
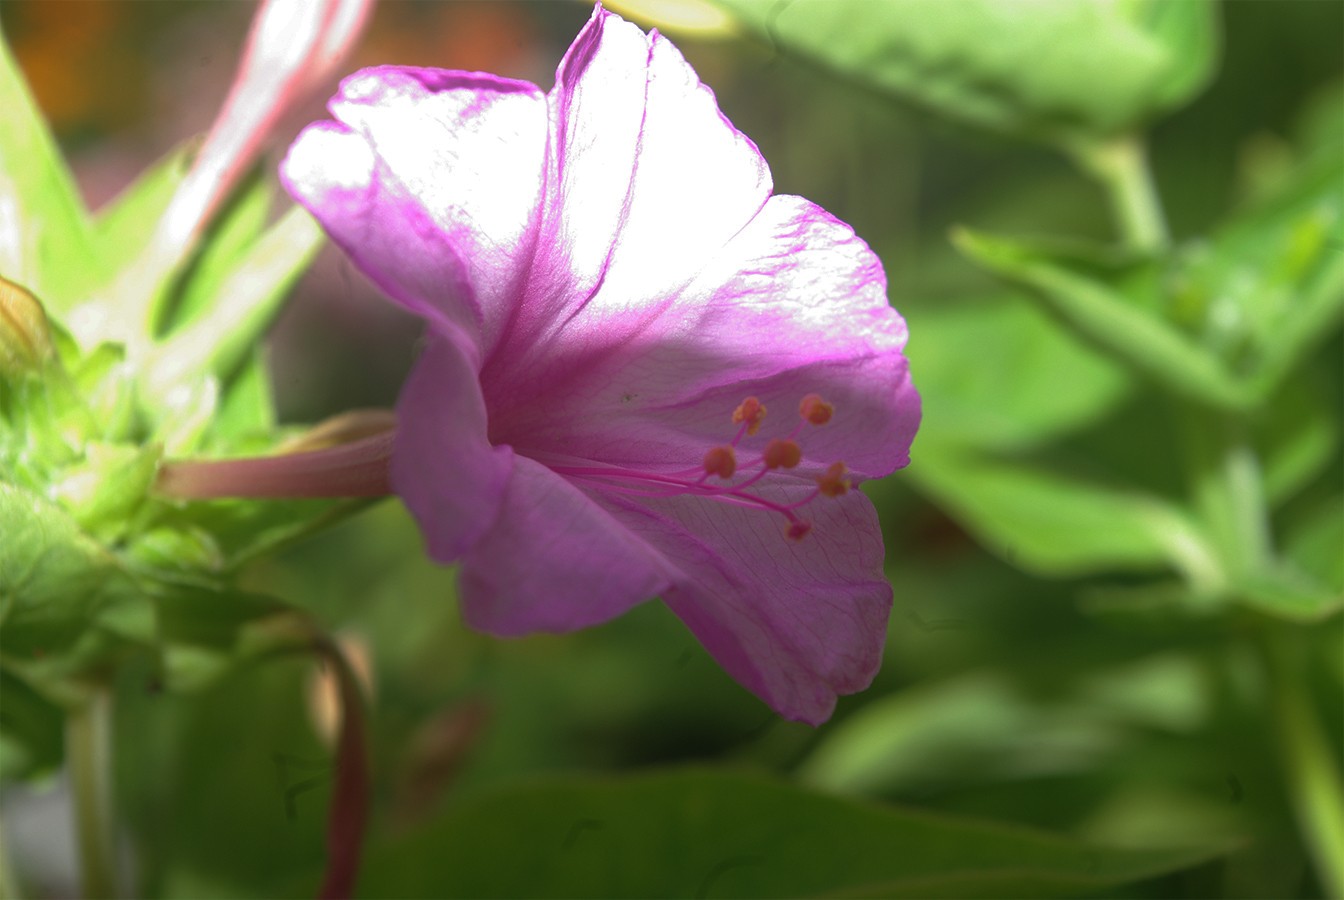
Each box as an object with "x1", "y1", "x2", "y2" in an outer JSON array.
[
  {"x1": 1234, "y1": 566, "x2": 1343, "y2": 623},
  {"x1": 910, "y1": 445, "x2": 1219, "y2": 582},
  {"x1": 954, "y1": 229, "x2": 1251, "y2": 411},
  {"x1": 906, "y1": 298, "x2": 1131, "y2": 452},
  {"x1": 90, "y1": 146, "x2": 192, "y2": 286},
  {"x1": 357, "y1": 769, "x2": 1230, "y2": 898},
  {"x1": 698, "y1": 0, "x2": 1216, "y2": 144},
  {"x1": 0, "y1": 27, "x2": 98, "y2": 311}
]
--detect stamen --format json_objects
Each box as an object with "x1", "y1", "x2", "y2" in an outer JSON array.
[
  {"x1": 799, "y1": 393, "x2": 833, "y2": 425},
  {"x1": 702, "y1": 445, "x2": 737, "y2": 479},
  {"x1": 816, "y1": 461, "x2": 850, "y2": 497},
  {"x1": 732, "y1": 396, "x2": 766, "y2": 436},
  {"x1": 762, "y1": 438, "x2": 802, "y2": 470},
  {"x1": 550, "y1": 395, "x2": 850, "y2": 543}
]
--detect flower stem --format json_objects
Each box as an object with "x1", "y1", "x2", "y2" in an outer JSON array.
[
  {"x1": 1263, "y1": 634, "x2": 1344, "y2": 900},
  {"x1": 314, "y1": 638, "x2": 371, "y2": 900},
  {"x1": 156, "y1": 431, "x2": 394, "y2": 500},
  {"x1": 67, "y1": 690, "x2": 118, "y2": 900},
  {"x1": 1071, "y1": 135, "x2": 1170, "y2": 253}
]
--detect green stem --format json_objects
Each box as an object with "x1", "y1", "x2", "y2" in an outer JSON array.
[
  {"x1": 1071, "y1": 135, "x2": 1170, "y2": 253},
  {"x1": 67, "y1": 691, "x2": 118, "y2": 900},
  {"x1": 0, "y1": 816, "x2": 20, "y2": 900},
  {"x1": 1263, "y1": 635, "x2": 1344, "y2": 900}
]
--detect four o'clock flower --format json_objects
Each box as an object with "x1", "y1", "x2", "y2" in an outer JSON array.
[{"x1": 280, "y1": 5, "x2": 921, "y2": 724}]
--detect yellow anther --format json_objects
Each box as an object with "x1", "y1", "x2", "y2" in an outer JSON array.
[
  {"x1": 799, "y1": 393, "x2": 833, "y2": 425},
  {"x1": 816, "y1": 461, "x2": 850, "y2": 497},
  {"x1": 702, "y1": 445, "x2": 737, "y2": 479},
  {"x1": 732, "y1": 396, "x2": 767, "y2": 435},
  {"x1": 762, "y1": 438, "x2": 802, "y2": 470},
  {"x1": 787, "y1": 521, "x2": 812, "y2": 541}
]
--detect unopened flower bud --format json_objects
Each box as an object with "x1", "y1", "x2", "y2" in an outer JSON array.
[{"x1": 0, "y1": 275, "x2": 54, "y2": 377}]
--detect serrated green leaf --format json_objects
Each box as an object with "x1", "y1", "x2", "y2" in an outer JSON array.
[
  {"x1": 906, "y1": 298, "x2": 1131, "y2": 452},
  {"x1": 910, "y1": 445, "x2": 1219, "y2": 582},
  {"x1": 356, "y1": 769, "x2": 1231, "y2": 898},
  {"x1": 0, "y1": 27, "x2": 98, "y2": 311},
  {"x1": 696, "y1": 0, "x2": 1216, "y2": 145},
  {"x1": 954, "y1": 229, "x2": 1251, "y2": 411}
]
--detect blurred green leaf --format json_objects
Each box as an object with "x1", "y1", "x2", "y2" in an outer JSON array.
[
  {"x1": 699, "y1": 0, "x2": 1216, "y2": 145},
  {"x1": 0, "y1": 666, "x2": 64, "y2": 780},
  {"x1": 0, "y1": 483, "x2": 145, "y2": 660},
  {"x1": 906, "y1": 298, "x2": 1131, "y2": 451},
  {"x1": 954, "y1": 229, "x2": 1251, "y2": 410},
  {"x1": 115, "y1": 655, "x2": 329, "y2": 899},
  {"x1": 910, "y1": 444, "x2": 1219, "y2": 582},
  {"x1": 1257, "y1": 376, "x2": 1339, "y2": 508},
  {"x1": 358, "y1": 769, "x2": 1230, "y2": 898},
  {"x1": 800, "y1": 657, "x2": 1208, "y2": 795},
  {"x1": 0, "y1": 26, "x2": 98, "y2": 311},
  {"x1": 1285, "y1": 493, "x2": 1344, "y2": 596},
  {"x1": 1234, "y1": 566, "x2": 1342, "y2": 623}
]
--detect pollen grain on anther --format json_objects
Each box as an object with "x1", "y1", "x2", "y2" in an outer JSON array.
[
  {"x1": 732, "y1": 396, "x2": 766, "y2": 436},
  {"x1": 762, "y1": 438, "x2": 802, "y2": 470},
  {"x1": 702, "y1": 445, "x2": 737, "y2": 479},
  {"x1": 799, "y1": 393, "x2": 833, "y2": 425}
]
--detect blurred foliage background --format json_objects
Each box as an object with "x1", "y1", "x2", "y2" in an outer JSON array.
[{"x1": 1, "y1": 1, "x2": 1341, "y2": 898}]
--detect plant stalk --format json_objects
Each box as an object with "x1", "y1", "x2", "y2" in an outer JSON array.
[
  {"x1": 1264, "y1": 635, "x2": 1344, "y2": 900},
  {"x1": 1072, "y1": 135, "x2": 1170, "y2": 253},
  {"x1": 67, "y1": 690, "x2": 118, "y2": 900}
]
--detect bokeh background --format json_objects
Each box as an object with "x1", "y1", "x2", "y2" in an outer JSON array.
[{"x1": 2, "y1": 1, "x2": 1341, "y2": 897}]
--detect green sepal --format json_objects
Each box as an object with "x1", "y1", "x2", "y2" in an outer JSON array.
[{"x1": 0, "y1": 23, "x2": 100, "y2": 311}]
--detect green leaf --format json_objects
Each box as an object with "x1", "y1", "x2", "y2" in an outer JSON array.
[
  {"x1": 1285, "y1": 493, "x2": 1344, "y2": 596},
  {"x1": 954, "y1": 229, "x2": 1251, "y2": 411},
  {"x1": 357, "y1": 769, "x2": 1230, "y2": 898},
  {"x1": 0, "y1": 483, "x2": 144, "y2": 660},
  {"x1": 0, "y1": 667, "x2": 64, "y2": 780},
  {"x1": 906, "y1": 298, "x2": 1131, "y2": 452},
  {"x1": 800, "y1": 657, "x2": 1209, "y2": 795},
  {"x1": 1257, "y1": 376, "x2": 1339, "y2": 508},
  {"x1": 0, "y1": 26, "x2": 98, "y2": 311},
  {"x1": 910, "y1": 445, "x2": 1219, "y2": 582},
  {"x1": 697, "y1": 0, "x2": 1216, "y2": 145}
]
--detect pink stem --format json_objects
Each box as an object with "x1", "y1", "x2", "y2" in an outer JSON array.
[
  {"x1": 315, "y1": 639, "x2": 371, "y2": 900},
  {"x1": 156, "y1": 432, "x2": 394, "y2": 500}
]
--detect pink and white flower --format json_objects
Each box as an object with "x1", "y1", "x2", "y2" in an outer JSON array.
[{"x1": 281, "y1": 6, "x2": 920, "y2": 724}]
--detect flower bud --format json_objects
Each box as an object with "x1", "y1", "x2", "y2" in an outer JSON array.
[{"x1": 0, "y1": 275, "x2": 54, "y2": 377}]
